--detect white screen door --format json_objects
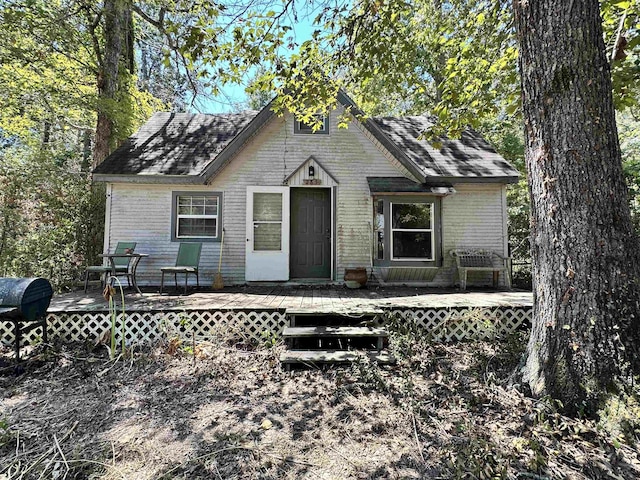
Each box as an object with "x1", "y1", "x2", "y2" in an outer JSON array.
[{"x1": 245, "y1": 186, "x2": 290, "y2": 281}]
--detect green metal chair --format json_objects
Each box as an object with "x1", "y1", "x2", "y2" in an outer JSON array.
[
  {"x1": 160, "y1": 242, "x2": 202, "y2": 294},
  {"x1": 84, "y1": 242, "x2": 137, "y2": 293}
]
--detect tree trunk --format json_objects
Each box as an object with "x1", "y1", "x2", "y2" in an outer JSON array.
[
  {"x1": 81, "y1": 129, "x2": 92, "y2": 172},
  {"x1": 93, "y1": 0, "x2": 131, "y2": 167},
  {"x1": 513, "y1": 0, "x2": 640, "y2": 412}
]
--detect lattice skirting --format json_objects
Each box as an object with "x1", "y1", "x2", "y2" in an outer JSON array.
[
  {"x1": 1, "y1": 306, "x2": 531, "y2": 347},
  {"x1": 385, "y1": 306, "x2": 532, "y2": 342},
  {"x1": 0, "y1": 310, "x2": 288, "y2": 348}
]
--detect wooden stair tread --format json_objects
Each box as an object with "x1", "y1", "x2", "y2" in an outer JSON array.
[
  {"x1": 280, "y1": 349, "x2": 394, "y2": 364},
  {"x1": 286, "y1": 308, "x2": 384, "y2": 315},
  {"x1": 283, "y1": 326, "x2": 388, "y2": 338}
]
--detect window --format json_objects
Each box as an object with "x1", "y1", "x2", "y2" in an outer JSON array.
[
  {"x1": 171, "y1": 192, "x2": 222, "y2": 242},
  {"x1": 294, "y1": 114, "x2": 329, "y2": 134},
  {"x1": 373, "y1": 196, "x2": 440, "y2": 266},
  {"x1": 375, "y1": 199, "x2": 385, "y2": 260},
  {"x1": 390, "y1": 203, "x2": 434, "y2": 260},
  {"x1": 252, "y1": 192, "x2": 283, "y2": 251}
]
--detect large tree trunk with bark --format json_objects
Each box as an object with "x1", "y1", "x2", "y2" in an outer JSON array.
[
  {"x1": 93, "y1": 0, "x2": 132, "y2": 167},
  {"x1": 513, "y1": 0, "x2": 640, "y2": 412}
]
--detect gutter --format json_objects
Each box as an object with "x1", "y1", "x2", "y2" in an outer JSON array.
[
  {"x1": 424, "y1": 175, "x2": 520, "y2": 185},
  {"x1": 92, "y1": 174, "x2": 205, "y2": 185}
]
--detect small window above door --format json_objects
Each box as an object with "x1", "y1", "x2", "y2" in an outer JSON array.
[{"x1": 294, "y1": 114, "x2": 329, "y2": 135}]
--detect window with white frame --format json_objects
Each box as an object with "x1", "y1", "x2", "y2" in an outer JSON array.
[
  {"x1": 390, "y1": 202, "x2": 434, "y2": 260},
  {"x1": 171, "y1": 192, "x2": 222, "y2": 242},
  {"x1": 252, "y1": 192, "x2": 283, "y2": 251}
]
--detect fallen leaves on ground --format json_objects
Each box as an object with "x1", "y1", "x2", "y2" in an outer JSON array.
[{"x1": 0, "y1": 334, "x2": 638, "y2": 479}]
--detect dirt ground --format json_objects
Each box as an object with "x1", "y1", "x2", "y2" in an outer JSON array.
[{"x1": 1, "y1": 331, "x2": 639, "y2": 479}]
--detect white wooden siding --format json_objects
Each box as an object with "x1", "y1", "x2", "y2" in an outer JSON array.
[
  {"x1": 106, "y1": 107, "x2": 509, "y2": 287},
  {"x1": 436, "y1": 183, "x2": 509, "y2": 286}
]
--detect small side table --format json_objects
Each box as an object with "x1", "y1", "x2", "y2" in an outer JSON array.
[{"x1": 98, "y1": 253, "x2": 149, "y2": 294}]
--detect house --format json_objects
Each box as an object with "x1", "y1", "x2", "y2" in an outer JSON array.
[{"x1": 92, "y1": 92, "x2": 519, "y2": 287}]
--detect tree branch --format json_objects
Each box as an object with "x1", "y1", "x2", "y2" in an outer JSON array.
[
  {"x1": 131, "y1": 4, "x2": 165, "y2": 30},
  {"x1": 82, "y1": 5, "x2": 103, "y2": 67},
  {"x1": 611, "y1": 10, "x2": 628, "y2": 63}
]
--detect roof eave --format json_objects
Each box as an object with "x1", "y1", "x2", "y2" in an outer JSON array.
[
  {"x1": 424, "y1": 175, "x2": 520, "y2": 185},
  {"x1": 93, "y1": 174, "x2": 205, "y2": 185}
]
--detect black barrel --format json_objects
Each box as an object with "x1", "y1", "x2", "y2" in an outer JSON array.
[{"x1": 0, "y1": 278, "x2": 53, "y2": 321}]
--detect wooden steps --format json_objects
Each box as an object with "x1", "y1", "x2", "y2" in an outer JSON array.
[
  {"x1": 280, "y1": 349, "x2": 394, "y2": 365},
  {"x1": 282, "y1": 326, "x2": 388, "y2": 338},
  {"x1": 280, "y1": 314, "x2": 393, "y2": 367}
]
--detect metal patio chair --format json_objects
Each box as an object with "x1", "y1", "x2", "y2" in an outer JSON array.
[
  {"x1": 160, "y1": 242, "x2": 202, "y2": 294},
  {"x1": 83, "y1": 242, "x2": 137, "y2": 292}
]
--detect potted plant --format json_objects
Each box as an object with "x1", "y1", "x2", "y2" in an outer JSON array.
[{"x1": 344, "y1": 267, "x2": 368, "y2": 288}]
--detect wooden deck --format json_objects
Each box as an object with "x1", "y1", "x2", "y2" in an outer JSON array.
[
  {"x1": 0, "y1": 286, "x2": 535, "y2": 348},
  {"x1": 50, "y1": 286, "x2": 532, "y2": 314}
]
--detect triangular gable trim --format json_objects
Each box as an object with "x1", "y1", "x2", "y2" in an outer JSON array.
[
  {"x1": 335, "y1": 91, "x2": 429, "y2": 183},
  {"x1": 285, "y1": 156, "x2": 339, "y2": 186}
]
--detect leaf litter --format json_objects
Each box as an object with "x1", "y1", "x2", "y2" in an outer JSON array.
[{"x1": 0, "y1": 332, "x2": 638, "y2": 479}]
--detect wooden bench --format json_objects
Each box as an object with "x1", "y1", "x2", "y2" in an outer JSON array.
[{"x1": 450, "y1": 250, "x2": 512, "y2": 291}]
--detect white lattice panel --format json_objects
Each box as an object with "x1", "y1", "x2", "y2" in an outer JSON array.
[
  {"x1": 1, "y1": 306, "x2": 529, "y2": 348},
  {"x1": 1, "y1": 310, "x2": 287, "y2": 347},
  {"x1": 387, "y1": 307, "x2": 531, "y2": 342},
  {"x1": 0, "y1": 321, "x2": 47, "y2": 346}
]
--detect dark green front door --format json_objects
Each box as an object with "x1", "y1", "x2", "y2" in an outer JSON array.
[{"x1": 290, "y1": 188, "x2": 331, "y2": 278}]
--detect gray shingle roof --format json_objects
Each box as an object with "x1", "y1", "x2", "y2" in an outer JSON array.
[
  {"x1": 371, "y1": 116, "x2": 520, "y2": 181},
  {"x1": 93, "y1": 111, "x2": 258, "y2": 176},
  {"x1": 93, "y1": 106, "x2": 519, "y2": 185}
]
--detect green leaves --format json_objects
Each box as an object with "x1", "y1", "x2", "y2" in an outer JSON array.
[
  {"x1": 601, "y1": 0, "x2": 640, "y2": 109},
  {"x1": 209, "y1": 0, "x2": 637, "y2": 138}
]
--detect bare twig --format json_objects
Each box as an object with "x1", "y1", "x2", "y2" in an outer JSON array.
[
  {"x1": 63, "y1": 458, "x2": 128, "y2": 480},
  {"x1": 97, "y1": 353, "x2": 123, "y2": 378},
  {"x1": 126, "y1": 346, "x2": 136, "y2": 375},
  {"x1": 158, "y1": 445, "x2": 319, "y2": 479},
  {"x1": 411, "y1": 410, "x2": 426, "y2": 464},
  {"x1": 22, "y1": 407, "x2": 78, "y2": 423},
  {"x1": 611, "y1": 10, "x2": 628, "y2": 64},
  {"x1": 17, "y1": 421, "x2": 78, "y2": 479},
  {"x1": 212, "y1": 460, "x2": 224, "y2": 480},
  {"x1": 329, "y1": 445, "x2": 359, "y2": 467},
  {"x1": 53, "y1": 433, "x2": 70, "y2": 479},
  {"x1": 258, "y1": 449, "x2": 319, "y2": 467},
  {"x1": 157, "y1": 446, "x2": 249, "y2": 478},
  {"x1": 35, "y1": 459, "x2": 50, "y2": 480},
  {"x1": 192, "y1": 330, "x2": 196, "y2": 368},
  {"x1": 131, "y1": 4, "x2": 166, "y2": 30}
]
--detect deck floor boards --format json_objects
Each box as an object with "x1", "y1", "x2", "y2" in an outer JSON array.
[{"x1": 49, "y1": 286, "x2": 533, "y2": 314}]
